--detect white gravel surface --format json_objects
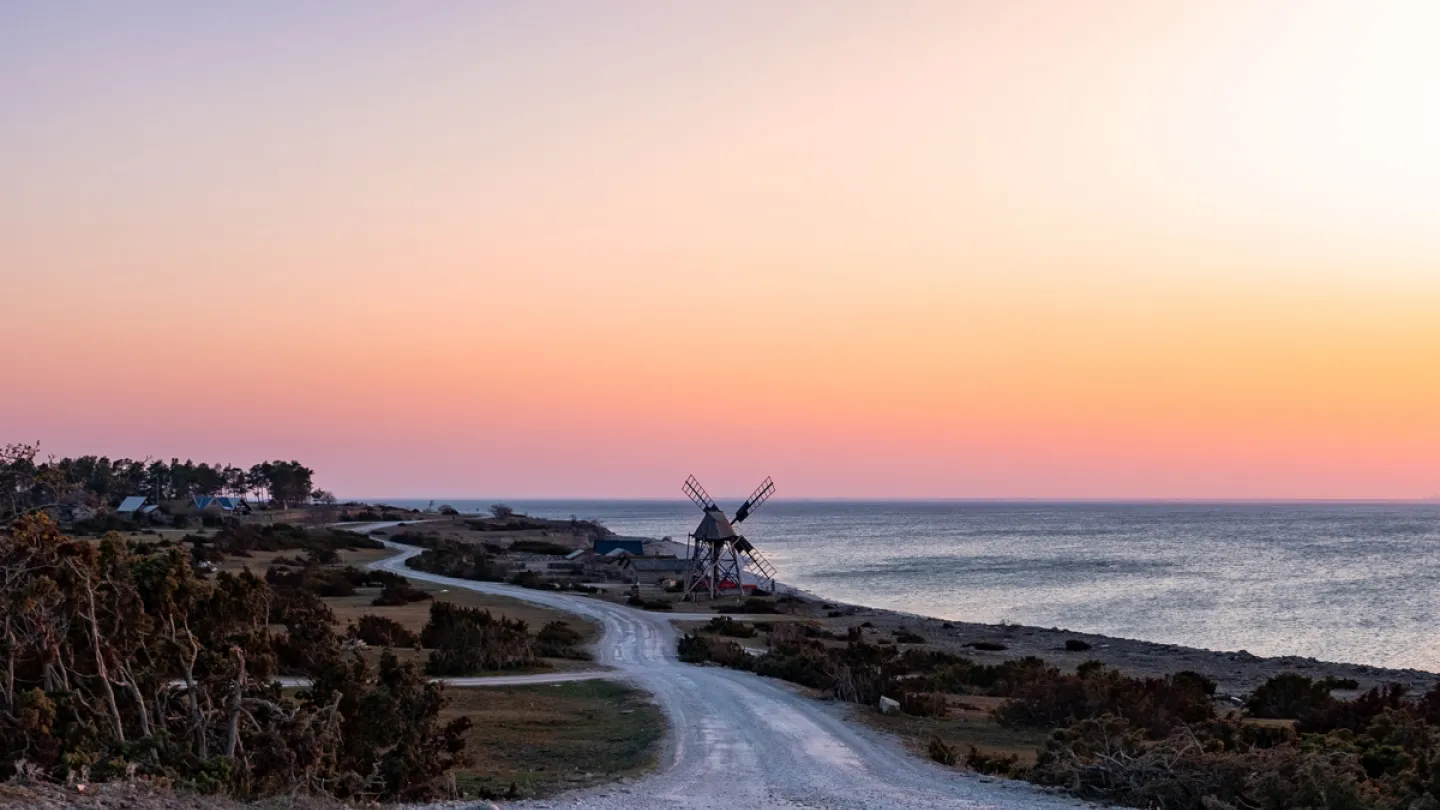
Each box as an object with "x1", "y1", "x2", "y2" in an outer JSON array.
[{"x1": 363, "y1": 530, "x2": 1103, "y2": 810}]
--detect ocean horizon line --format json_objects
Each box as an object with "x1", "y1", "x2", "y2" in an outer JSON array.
[{"x1": 346, "y1": 496, "x2": 1440, "y2": 506}]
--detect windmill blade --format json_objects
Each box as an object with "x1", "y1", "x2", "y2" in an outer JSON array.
[
  {"x1": 733, "y1": 476, "x2": 775, "y2": 524},
  {"x1": 682, "y1": 475, "x2": 717, "y2": 511}
]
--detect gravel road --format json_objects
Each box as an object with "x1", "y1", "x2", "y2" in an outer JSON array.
[{"x1": 366, "y1": 531, "x2": 1101, "y2": 810}]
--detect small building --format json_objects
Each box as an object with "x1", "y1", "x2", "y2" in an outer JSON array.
[
  {"x1": 116, "y1": 496, "x2": 150, "y2": 516},
  {"x1": 623, "y1": 557, "x2": 692, "y2": 586},
  {"x1": 594, "y1": 538, "x2": 646, "y2": 556},
  {"x1": 192, "y1": 496, "x2": 249, "y2": 514}
]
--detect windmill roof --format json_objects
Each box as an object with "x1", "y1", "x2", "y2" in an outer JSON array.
[{"x1": 693, "y1": 507, "x2": 737, "y2": 541}]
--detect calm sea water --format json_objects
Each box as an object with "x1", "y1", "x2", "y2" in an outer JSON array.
[{"x1": 386, "y1": 500, "x2": 1440, "y2": 671}]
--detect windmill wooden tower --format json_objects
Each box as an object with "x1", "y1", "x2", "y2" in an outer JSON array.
[{"x1": 681, "y1": 475, "x2": 779, "y2": 601}]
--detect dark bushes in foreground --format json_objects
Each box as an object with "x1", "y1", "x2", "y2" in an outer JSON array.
[
  {"x1": 0, "y1": 515, "x2": 469, "y2": 800},
  {"x1": 1026, "y1": 672, "x2": 1440, "y2": 809}
]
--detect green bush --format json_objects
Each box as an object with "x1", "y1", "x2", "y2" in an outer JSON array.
[
  {"x1": 1245, "y1": 673, "x2": 1337, "y2": 719},
  {"x1": 350, "y1": 614, "x2": 419, "y2": 647},
  {"x1": 422, "y1": 603, "x2": 535, "y2": 675},
  {"x1": 407, "y1": 540, "x2": 505, "y2": 582},
  {"x1": 535, "y1": 621, "x2": 588, "y2": 659},
  {"x1": 678, "y1": 633, "x2": 752, "y2": 669},
  {"x1": 995, "y1": 665, "x2": 1215, "y2": 736}
]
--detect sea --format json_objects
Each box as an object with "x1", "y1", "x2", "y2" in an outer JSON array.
[{"x1": 385, "y1": 500, "x2": 1440, "y2": 672}]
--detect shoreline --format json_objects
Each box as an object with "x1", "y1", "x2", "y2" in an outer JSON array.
[{"x1": 647, "y1": 538, "x2": 1440, "y2": 698}]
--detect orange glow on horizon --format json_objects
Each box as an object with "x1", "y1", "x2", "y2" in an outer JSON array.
[{"x1": 4, "y1": 1, "x2": 1440, "y2": 498}]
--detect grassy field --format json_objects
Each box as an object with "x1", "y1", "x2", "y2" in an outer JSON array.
[{"x1": 445, "y1": 680, "x2": 665, "y2": 800}]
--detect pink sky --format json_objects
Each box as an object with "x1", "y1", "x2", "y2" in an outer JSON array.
[{"x1": 4, "y1": 1, "x2": 1440, "y2": 499}]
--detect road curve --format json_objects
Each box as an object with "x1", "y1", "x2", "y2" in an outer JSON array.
[{"x1": 363, "y1": 530, "x2": 1098, "y2": 810}]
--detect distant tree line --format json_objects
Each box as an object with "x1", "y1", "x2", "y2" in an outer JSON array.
[{"x1": 1, "y1": 442, "x2": 326, "y2": 522}]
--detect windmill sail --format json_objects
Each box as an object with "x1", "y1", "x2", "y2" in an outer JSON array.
[{"x1": 734, "y1": 477, "x2": 774, "y2": 524}]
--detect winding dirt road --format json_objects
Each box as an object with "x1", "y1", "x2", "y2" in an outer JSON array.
[{"x1": 367, "y1": 531, "x2": 1097, "y2": 810}]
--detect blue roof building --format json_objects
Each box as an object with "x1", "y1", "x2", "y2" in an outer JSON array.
[{"x1": 594, "y1": 538, "x2": 645, "y2": 556}]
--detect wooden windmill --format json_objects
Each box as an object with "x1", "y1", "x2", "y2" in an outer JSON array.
[{"x1": 681, "y1": 475, "x2": 779, "y2": 601}]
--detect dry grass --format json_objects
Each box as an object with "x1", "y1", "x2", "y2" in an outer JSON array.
[
  {"x1": 326, "y1": 585, "x2": 599, "y2": 643},
  {"x1": 217, "y1": 549, "x2": 295, "y2": 573},
  {"x1": 856, "y1": 697, "x2": 1050, "y2": 769},
  {"x1": 332, "y1": 547, "x2": 393, "y2": 566},
  {"x1": 443, "y1": 680, "x2": 664, "y2": 800}
]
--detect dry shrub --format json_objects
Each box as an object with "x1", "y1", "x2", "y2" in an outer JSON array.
[
  {"x1": 928, "y1": 737, "x2": 958, "y2": 766},
  {"x1": 1030, "y1": 715, "x2": 1371, "y2": 810},
  {"x1": 965, "y1": 746, "x2": 1019, "y2": 777}
]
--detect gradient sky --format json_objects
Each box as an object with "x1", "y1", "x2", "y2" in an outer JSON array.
[{"x1": 4, "y1": 1, "x2": 1440, "y2": 499}]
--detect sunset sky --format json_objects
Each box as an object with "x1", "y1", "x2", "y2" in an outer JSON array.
[{"x1": 4, "y1": 1, "x2": 1440, "y2": 499}]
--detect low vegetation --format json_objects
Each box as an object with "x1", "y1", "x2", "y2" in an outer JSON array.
[
  {"x1": 405, "y1": 537, "x2": 603, "y2": 595},
  {"x1": 678, "y1": 620, "x2": 1440, "y2": 809},
  {"x1": 348, "y1": 614, "x2": 420, "y2": 648},
  {"x1": 407, "y1": 538, "x2": 509, "y2": 581},
  {"x1": 0, "y1": 514, "x2": 469, "y2": 800},
  {"x1": 422, "y1": 603, "x2": 537, "y2": 676},
  {"x1": 462, "y1": 515, "x2": 608, "y2": 537},
  {"x1": 338, "y1": 506, "x2": 419, "y2": 522}
]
